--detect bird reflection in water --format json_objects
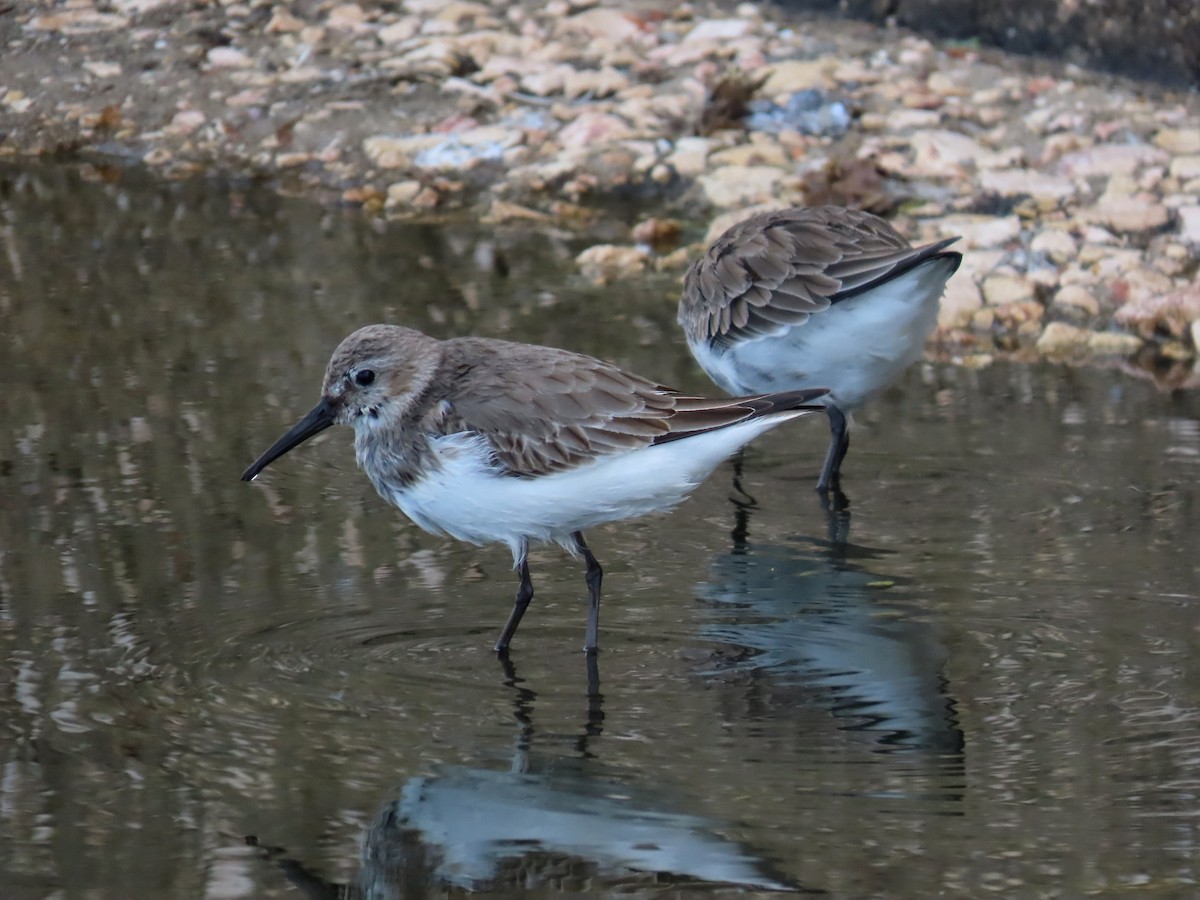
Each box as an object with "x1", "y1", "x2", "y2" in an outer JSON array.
[
  {"x1": 250, "y1": 654, "x2": 803, "y2": 897},
  {"x1": 698, "y1": 486, "x2": 965, "y2": 756}
]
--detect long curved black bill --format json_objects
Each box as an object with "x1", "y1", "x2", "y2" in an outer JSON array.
[{"x1": 241, "y1": 398, "x2": 336, "y2": 481}]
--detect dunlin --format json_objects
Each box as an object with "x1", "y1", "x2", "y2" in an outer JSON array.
[
  {"x1": 242, "y1": 325, "x2": 827, "y2": 653},
  {"x1": 678, "y1": 207, "x2": 962, "y2": 492}
]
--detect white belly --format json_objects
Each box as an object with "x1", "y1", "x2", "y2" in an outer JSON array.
[
  {"x1": 380, "y1": 416, "x2": 806, "y2": 560},
  {"x1": 690, "y1": 259, "x2": 953, "y2": 410}
]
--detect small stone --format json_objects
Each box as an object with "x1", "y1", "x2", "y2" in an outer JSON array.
[
  {"x1": 708, "y1": 142, "x2": 788, "y2": 168},
  {"x1": 82, "y1": 61, "x2": 122, "y2": 78},
  {"x1": 266, "y1": 9, "x2": 305, "y2": 33},
  {"x1": 363, "y1": 134, "x2": 445, "y2": 168},
  {"x1": 1169, "y1": 156, "x2": 1200, "y2": 181},
  {"x1": 1030, "y1": 229, "x2": 1077, "y2": 264},
  {"x1": 906, "y1": 130, "x2": 1017, "y2": 177},
  {"x1": 562, "y1": 67, "x2": 629, "y2": 99},
  {"x1": 935, "y1": 215, "x2": 1021, "y2": 249},
  {"x1": 165, "y1": 109, "x2": 206, "y2": 136},
  {"x1": 1082, "y1": 197, "x2": 1169, "y2": 233},
  {"x1": 557, "y1": 112, "x2": 633, "y2": 153},
  {"x1": 1154, "y1": 128, "x2": 1200, "y2": 155},
  {"x1": 575, "y1": 244, "x2": 648, "y2": 285},
  {"x1": 206, "y1": 46, "x2": 251, "y2": 68},
  {"x1": 665, "y1": 137, "x2": 711, "y2": 176},
  {"x1": 1036, "y1": 322, "x2": 1089, "y2": 357},
  {"x1": 979, "y1": 169, "x2": 1076, "y2": 200},
  {"x1": 558, "y1": 8, "x2": 645, "y2": 44},
  {"x1": 631, "y1": 217, "x2": 682, "y2": 250},
  {"x1": 982, "y1": 274, "x2": 1035, "y2": 306},
  {"x1": 1178, "y1": 206, "x2": 1200, "y2": 244},
  {"x1": 2, "y1": 91, "x2": 33, "y2": 114},
  {"x1": 1115, "y1": 285, "x2": 1200, "y2": 339},
  {"x1": 697, "y1": 165, "x2": 783, "y2": 208},
  {"x1": 938, "y1": 277, "x2": 983, "y2": 329},
  {"x1": 1056, "y1": 144, "x2": 1169, "y2": 178},
  {"x1": 683, "y1": 19, "x2": 754, "y2": 42},
  {"x1": 761, "y1": 60, "x2": 830, "y2": 96},
  {"x1": 1086, "y1": 331, "x2": 1143, "y2": 356},
  {"x1": 327, "y1": 3, "x2": 368, "y2": 30},
  {"x1": 1051, "y1": 285, "x2": 1100, "y2": 317},
  {"x1": 886, "y1": 109, "x2": 941, "y2": 131},
  {"x1": 379, "y1": 20, "x2": 418, "y2": 43},
  {"x1": 385, "y1": 180, "x2": 423, "y2": 208}
]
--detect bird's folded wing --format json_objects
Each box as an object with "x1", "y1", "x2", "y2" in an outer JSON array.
[
  {"x1": 679, "y1": 207, "x2": 958, "y2": 348},
  {"x1": 432, "y1": 337, "x2": 816, "y2": 477}
]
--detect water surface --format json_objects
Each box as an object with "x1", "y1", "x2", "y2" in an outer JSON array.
[{"x1": 1, "y1": 164, "x2": 1198, "y2": 897}]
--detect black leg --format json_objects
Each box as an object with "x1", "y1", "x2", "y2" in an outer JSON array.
[
  {"x1": 816, "y1": 405, "x2": 850, "y2": 493},
  {"x1": 818, "y1": 486, "x2": 852, "y2": 546},
  {"x1": 729, "y1": 450, "x2": 757, "y2": 507},
  {"x1": 572, "y1": 531, "x2": 603, "y2": 654},
  {"x1": 495, "y1": 542, "x2": 533, "y2": 653}
]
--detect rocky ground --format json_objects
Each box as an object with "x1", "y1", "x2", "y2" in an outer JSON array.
[{"x1": 2, "y1": 0, "x2": 1199, "y2": 382}]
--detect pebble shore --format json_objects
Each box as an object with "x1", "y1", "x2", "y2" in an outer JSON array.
[{"x1": 3, "y1": 0, "x2": 1199, "y2": 379}]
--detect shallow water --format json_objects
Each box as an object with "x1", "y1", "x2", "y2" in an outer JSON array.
[{"x1": 1, "y1": 164, "x2": 1198, "y2": 898}]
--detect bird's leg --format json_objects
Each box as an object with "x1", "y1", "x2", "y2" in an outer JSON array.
[
  {"x1": 729, "y1": 450, "x2": 757, "y2": 507},
  {"x1": 816, "y1": 406, "x2": 850, "y2": 493},
  {"x1": 572, "y1": 531, "x2": 603, "y2": 654},
  {"x1": 495, "y1": 539, "x2": 533, "y2": 653}
]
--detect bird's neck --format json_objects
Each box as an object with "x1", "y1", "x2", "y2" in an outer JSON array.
[{"x1": 353, "y1": 416, "x2": 430, "y2": 495}]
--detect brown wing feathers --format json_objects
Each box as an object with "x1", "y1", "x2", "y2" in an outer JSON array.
[
  {"x1": 680, "y1": 207, "x2": 961, "y2": 348},
  {"x1": 433, "y1": 337, "x2": 825, "y2": 476}
]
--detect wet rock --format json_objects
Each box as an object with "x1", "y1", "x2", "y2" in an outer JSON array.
[
  {"x1": 760, "y1": 60, "x2": 832, "y2": 96},
  {"x1": 1169, "y1": 156, "x2": 1200, "y2": 181},
  {"x1": 979, "y1": 169, "x2": 1077, "y2": 200},
  {"x1": 557, "y1": 113, "x2": 634, "y2": 153},
  {"x1": 938, "y1": 277, "x2": 983, "y2": 329},
  {"x1": 683, "y1": 18, "x2": 756, "y2": 43},
  {"x1": 935, "y1": 215, "x2": 1021, "y2": 249},
  {"x1": 745, "y1": 89, "x2": 851, "y2": 137},
  {"x1": 1081, "y1": 194, "x2": 1170, "y2": 233},
  {"x1": 364, "y1": 135, "x2": 446, "y2": 169},
  {"x1": 1153, "y1": 129, "x2": 1200, "y2": 155},
  {"x1": 982, "y1": 274, "x2": 1036, "y2": 307},
  {"x1": 708, "y1": 141, "x2": 789, "y2": 168},
  {"x1": 558, "y1": 8, "x2": 648, "y2": 46},
  {"x1": 1115, "y1": 285, "x2": 1200, "y2": 340},
  {"x1": 631, "y1": 217, "x2": 682, "y2": 251},
  {"x1": 1030, "y1": 229, "x2": 1078, "y2": 265},
  {"x1": 697, "y1": 165, "x2": 784, "y2": 208},
  {"x1": 666, "y1": 137, "x2": 714, "y2": 177},
  {"x1": 1052, "y1": 285, "x2": 1101, "y2": 318},
  {"x1": 1055, "y1": 144, "x2": 1169, "y2": 178},
  {"x1": 906, "y1": 130, "x2": 1019, "y2": 178},
  {"x1": 206, "y1": 47, "x2": 252, "y2": 69},
  {"x1": 385, "y1": 180, "x2": 423, "y2": 209},
  {"x1": 1036, "y1": 322, "x2": 1141, "y2": 358},
  {"x1": 575, "y1": 244, "x2": 648, "y2": 285},
  {"x1": 1178, "y1": 206, "x2": 1200, "y2": 245}
]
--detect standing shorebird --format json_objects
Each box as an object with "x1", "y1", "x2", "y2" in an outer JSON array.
[
  {"x1": 678, "y1": 207, "x2": 962, "y2": 492},
  {"x1": 241, "y1": 325, "x2": 827, "y2": 654}
]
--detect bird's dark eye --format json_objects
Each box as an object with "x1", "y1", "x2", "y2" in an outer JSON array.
[{"x1": 354, "y1": 369, "x2": 376, "y2": 387}]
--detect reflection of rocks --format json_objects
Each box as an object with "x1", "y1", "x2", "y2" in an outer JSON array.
[{"x1": 696, "y1": 530, "x2": 964, "y2": 754}]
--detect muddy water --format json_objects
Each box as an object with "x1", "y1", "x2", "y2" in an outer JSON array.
[{"x1": 1, "y1": 164, "x2": 1198, "y2": 898}]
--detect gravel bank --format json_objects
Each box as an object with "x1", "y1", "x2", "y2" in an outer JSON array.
[{"x1": 2, "y1": 0, "x2": 1198, "y2": 377}]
